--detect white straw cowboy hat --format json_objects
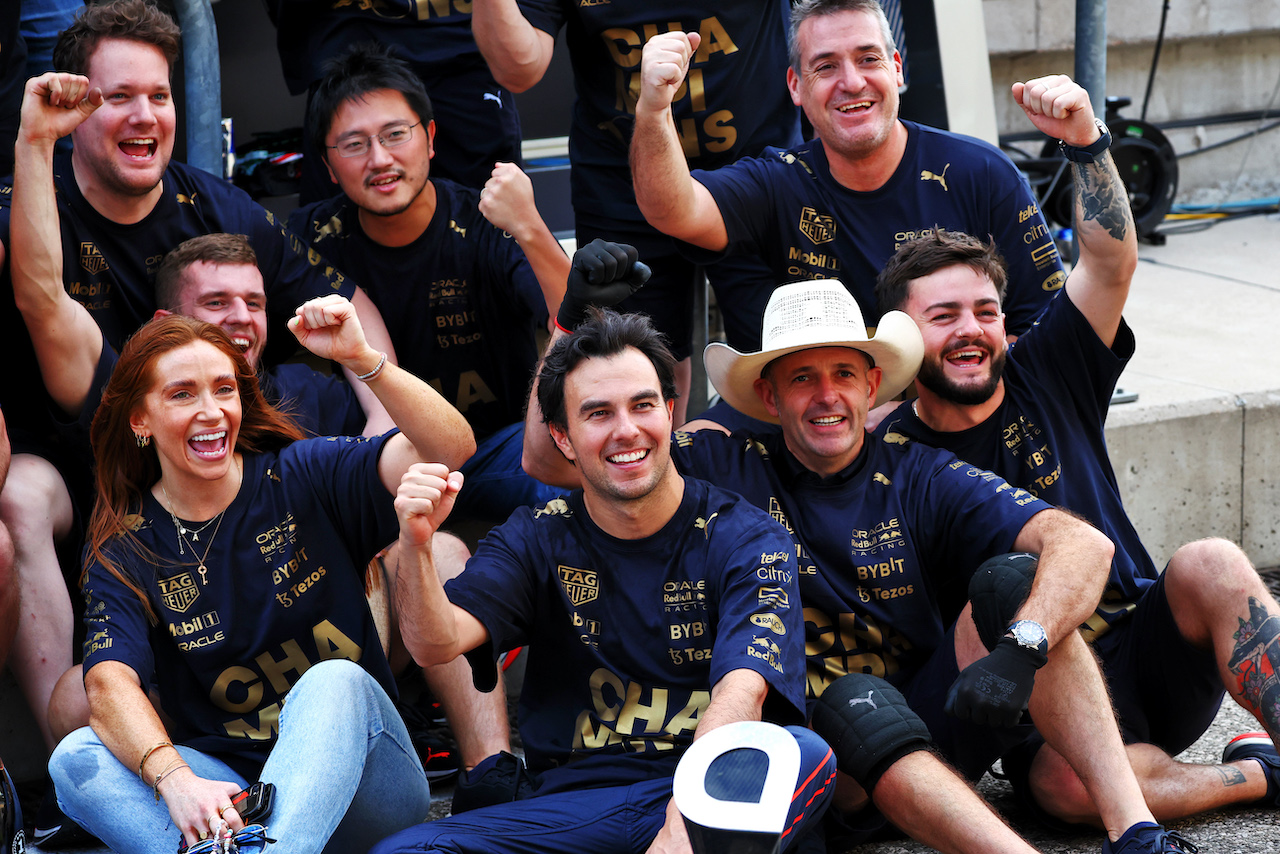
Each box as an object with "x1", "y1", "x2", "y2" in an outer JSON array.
[{"x1": 704, "y1": 280, "x2": 923, "y2": 424}]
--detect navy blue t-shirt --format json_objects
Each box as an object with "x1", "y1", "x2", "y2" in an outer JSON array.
[
  {"x1": 0, "y1": 158, "x2": 354, "y2": 437},
  {"x1": 268, "y1": 0, "x2": 487, "y2": 96},
  {"x1": 671, "y1": 431, "x2": 1047, "y2": 699},
  {"x1": 290, "y1": 179, "x2": 547, "y2": 440},
  {"x1": 81, "y1": 434, "x2": 399, "y2": 778},
  {"x1": 877, "y1": 293, "x2": 1153, "y2": 638},
  {"x1": 445, "y1": 478, "x2": 806, "y2": 793},
  {"x1": 262, "y1": 362, "x2": 365, "y2": 438},
  {"x1": 518, "y1": 0, "x2": 800, "y2": 223},
  {"x1": 689, "y1": 124, "x2": 1065, "y2": 346}
]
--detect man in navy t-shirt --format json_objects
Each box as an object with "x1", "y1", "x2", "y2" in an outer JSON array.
[
  {"x1": 523, "y1": 266, "x2": 1183, "y2": 852},
  {"x1": 372, "y1": 295, "x2": 835, "y2": 854},
  {"x1": 875, "y1": 72, "x2": 1280, "y2": 826},
  {"x1": 631, "y1": 0, "x2": 1064, "y2": 429},
  {"x1": 293, "y1": 43, "x2": 569, "y2": 522}
]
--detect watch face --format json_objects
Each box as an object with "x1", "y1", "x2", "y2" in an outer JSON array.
[{"x1": 1012, "y1": 620, "x2": 1046, "y2": 647}]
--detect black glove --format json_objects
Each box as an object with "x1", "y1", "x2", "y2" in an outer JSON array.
[
  {"x1": 555, "y1": 239, "x2": 651, "y2": 331},
  {"x1": 944, "y1": 636, "x2": 1047, "y2": 727}
]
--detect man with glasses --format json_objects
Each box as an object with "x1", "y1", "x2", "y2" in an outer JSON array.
[{"x1": 291, "y1": 42, "x2": 570, "y2": 522}]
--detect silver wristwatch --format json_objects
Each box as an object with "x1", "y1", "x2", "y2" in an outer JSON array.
[{"x1": 1005, "y1": 619, "x2": 1049, "y2": 654}]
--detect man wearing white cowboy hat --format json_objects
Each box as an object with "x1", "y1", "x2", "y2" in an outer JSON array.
[{"x1": 523, "y1": 270, "x2": 1185, "y2": 852}]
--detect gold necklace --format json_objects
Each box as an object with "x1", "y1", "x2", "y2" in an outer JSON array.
[{"x1": 159, "y1": 457, "x2": 241, "y2": 586}]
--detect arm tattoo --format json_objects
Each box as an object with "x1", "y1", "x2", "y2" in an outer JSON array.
[
  {"x1": 1071, "y1": 157, "x2": 1132, "y2": 242},
  {"x1": 1215, "y1": 764, "x2": 1248, "y2": 787},
  {"x1": 1227, "y1": 596, "x2": 1280, "y2": 735}
]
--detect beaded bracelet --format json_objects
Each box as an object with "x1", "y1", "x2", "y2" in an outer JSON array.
[
  {"x1": 355, "y1": 352, "x2": 388, "y2": 382},
  {"x1": 138, "y1": 740, "x2": 174, "y2": 779}
]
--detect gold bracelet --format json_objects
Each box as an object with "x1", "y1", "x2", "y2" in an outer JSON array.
[{"x1": 138, "y1": 740, "x2": 174, "y2": 779}]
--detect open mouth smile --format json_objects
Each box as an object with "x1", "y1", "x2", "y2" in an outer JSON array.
[
  {"x1": 188, "y1": 430, "x2": 229, "y2": 458},
  {"x1": 119, "y1": 137, "x2": 158, "y2": 159}
]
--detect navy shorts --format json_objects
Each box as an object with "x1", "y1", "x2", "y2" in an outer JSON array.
[{"x1": 371, "y1": 725, "x2": 834, "y2": 854}]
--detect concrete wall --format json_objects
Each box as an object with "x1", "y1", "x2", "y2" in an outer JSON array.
[
  {"x1": 1106, "y1": 391, "x2": 1280, "y2": 573},
  {"x1": 984, "y1": 0, "x2": 1280, "y2": 202}
]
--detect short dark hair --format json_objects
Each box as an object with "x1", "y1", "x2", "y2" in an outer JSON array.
[
  {"x1": 537, "y1": 308, "x2": 678, "y2": 431},
  {"x1": 789, "y1": 0, "x2": 895, "y2": 71},
  {"x1": 54, "y1": 0, "x2": 182, "y2": 77},
  {"x1": 875, "y1": 229, "x2": 1009, "y2": 316},
  {"x1": 155, "y1": 234, "x2": 259, "y2": 311},
  {"x1": 308, "y1": 42, "x2": 435, "y2": 167}
]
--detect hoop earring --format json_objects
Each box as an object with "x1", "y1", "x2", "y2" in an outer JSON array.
[{"x1": 135, "y1": 433, "x2": 151, "y2": 448}]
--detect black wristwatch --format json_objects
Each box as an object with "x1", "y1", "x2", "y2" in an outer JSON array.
[
  {"x1": 1005, "y1": 620, "x2": 1049, "y2": 655},
  {"x1": 1059, "y1": 119, "x2": 1112, "y2": 163}
]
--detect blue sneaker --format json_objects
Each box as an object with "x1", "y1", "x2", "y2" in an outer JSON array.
[
  {"x1": 1222, "y1": 732, "x2": 1280, "y2": 806},
  {"x1": 1102, "y1": 822, "x2": 1198, "y2": 853}
]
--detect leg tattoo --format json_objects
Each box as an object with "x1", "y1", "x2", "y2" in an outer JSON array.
[
  {"x1": 1227, "y1": 597, "x2": 1280, "y2": 734},
  {"x1": 1214, "y1": 765, "x2": 1247, "y2": 787}
]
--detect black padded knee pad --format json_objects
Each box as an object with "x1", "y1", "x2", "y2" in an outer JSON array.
[
  {"x1": 969, "y1": 552, "x2": 1039, "y2": 652},
  {"x1": 810, "y1": 673, "x2": 932, "y2": 794}
]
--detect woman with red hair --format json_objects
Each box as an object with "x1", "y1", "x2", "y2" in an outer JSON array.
[{"x1": 48, "y1": 298, "x2": 474, "y2": 854}]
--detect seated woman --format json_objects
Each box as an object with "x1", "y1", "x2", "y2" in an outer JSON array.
[{"x1": 48, "y1": 296, "x2": 475, "y2": 854}]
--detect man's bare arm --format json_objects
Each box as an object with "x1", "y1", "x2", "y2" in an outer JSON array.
[
  {"x1": 630, "y1": 32, "x2": 729, "y2": 251},
  {"x1": 1012, "y1": 75, "x2": 1136, "y2": 347},
  {"x1": 391, "y1": 464, "x2": 490, "y2": 667},
  {"x1": 1010, "y1": 507, "x2": 1114, "y2": 648},
  {"x1": 479, "y1": 162, "x2": 568, "y2": 324},
  {"x1": 343, "y1": 286, "x2": 398, "y2": 435},
  {"x1": 11, "y1": 73, "x2": 106, "y2": 418},
  {"x1": 471, "y1": 0, "x2": 556, "y2": 94}
]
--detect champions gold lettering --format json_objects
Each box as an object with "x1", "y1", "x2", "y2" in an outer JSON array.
[
  {"x1": 214, "y1": 621, "x2": 363, "y2": 737},
  {"x1": 602, "y1": 17, "x2": 740, "y2": 158},
  {"x1": 426, "y1": 371, "x2": 498, "y2": 413},
  {"x1": 573, "y1": 667, "x2": 707, "y2": 752},
  {"x1": 804, "y1": 608, "x2": 914, "y2": 696}
]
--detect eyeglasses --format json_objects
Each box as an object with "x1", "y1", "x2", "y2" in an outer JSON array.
[
  {"x1": 177, "y1": 824, "x2": 276, "y2": 854},
  {"x1": 327, "y1": 122, "x2": 421, "y2": 158}
]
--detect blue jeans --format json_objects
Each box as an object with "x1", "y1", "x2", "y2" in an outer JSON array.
[
  {"x1": 49, "y1": 660, "x2": 431, "y2": 854},
  {"x1": 455, "y1": 421, "x2": 563, "y2": 522}
]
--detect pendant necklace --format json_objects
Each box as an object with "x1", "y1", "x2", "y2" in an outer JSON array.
[{"x1": 159, "y1": 457, "x2": 241, "y2": 585}]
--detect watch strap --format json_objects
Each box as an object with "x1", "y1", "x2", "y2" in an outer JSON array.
[{"x1": 1059, "y1": 119, "x2": 1112, "y2": 163}]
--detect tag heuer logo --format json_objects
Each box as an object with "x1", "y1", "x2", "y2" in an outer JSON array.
[
  {"x1": 80, "y1": 242, "x2": 109, "y2": 275},
  {"x1": 158, "y1": 572, "x2": 200, "y2": 613},
  {"x1": 558, "y1": 565, "x2": 598, "y2": 607},
  {"x1": 798, "y1": 207, "x2": 836, "y2": 244}
]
